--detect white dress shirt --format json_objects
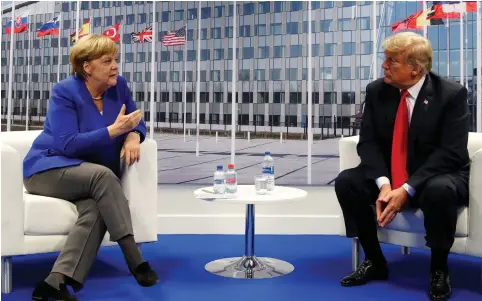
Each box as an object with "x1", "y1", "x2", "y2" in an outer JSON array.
[{"x1": 375, "y1": 74, "x2": 426, "y2": 197}]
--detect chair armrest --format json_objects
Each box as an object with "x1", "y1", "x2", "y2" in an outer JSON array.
[
  {"x1": 1, "y1": 142, "x2": 25, "y2": 256},
  {"x1": 467, "y1": 148, "x2": 482, "y2": 257},
  {"x1": 121, "y1": 138, "x2": 158, "y2": 243},
  {"x1": 339, "y1": 136, "x2": 360, "y2": 172}
]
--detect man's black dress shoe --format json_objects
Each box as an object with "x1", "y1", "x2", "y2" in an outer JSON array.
[
  {"x1": 429, "y1": 270, "x2": 452, "y2": 301},
  {"x1": 340, "y1": 260, "x2": 389, "y2": 287},
  {"x1": 130, "y1": 261, "x2": 159, "y2": 287},
  {"x1": 31, "y1": 281, "x2": 79, "y2": 301}
]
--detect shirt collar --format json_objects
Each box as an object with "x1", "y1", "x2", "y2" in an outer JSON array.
[{"x1": 402, "y1": 74, "x2": 426, "y2": 99}]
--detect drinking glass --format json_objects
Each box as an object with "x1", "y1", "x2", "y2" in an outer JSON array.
[{"x1": 254, "y1": 175, "x2": 267, "y2": 195}]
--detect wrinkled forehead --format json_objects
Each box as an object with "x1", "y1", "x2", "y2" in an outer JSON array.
[
  {"x1": 89, "y1": 52, "x2": 117, "y2": 62},
  {"x1": 384, "y1": 50, "x2": 407, "y2": 62}
]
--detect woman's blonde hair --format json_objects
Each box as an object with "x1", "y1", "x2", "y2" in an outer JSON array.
[
  {"x1": 382, "y1": 32, "x2": 433, "y2": 73},
  {"x1": 70, "y1": 34, "x2": 118, "y2": 79}
]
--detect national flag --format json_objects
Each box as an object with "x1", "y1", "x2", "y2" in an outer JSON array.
[
  {"x1": 6, "y1": 14, "x2": 28, "y2": 34},
  {"x1": 131, "y1": 26, "x2": 152, "y2": 43},
  {"x1": 37, "y1": 16, "x2": 60, "y2": 37},
  {"x1": 432, "y1": 1, "x2": 477, "y2": 18},
  {"x1": 103, "y1": 23, "x2": 120, "y2": 42},
  {"x1": 418, "y1": 6, "x2": 445, "y2": 26},
  {"x1": 392, "y1": 8, "x2": 444, "y2": 32},
  {"x1": 71, "y1": 19, "x2": 90, "y2": 42},
  {"x1": 162, "y1": 26, "x2": 186, "y2": 47}
]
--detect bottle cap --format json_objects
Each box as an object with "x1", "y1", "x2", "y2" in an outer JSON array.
[
  {"x1": 217, "y1": 165, "x2": 223, "y2": 170},
  {"x1": 265, "y1": 151, "x2": 270, "y2": 155},
  {"x1": 228, "y1": 163, "x2": 234, "y2": 169}
]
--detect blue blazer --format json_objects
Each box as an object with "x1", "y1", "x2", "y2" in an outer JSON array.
[{"x1": 23, "y1": 75, "x2": 147, "y2": 178}]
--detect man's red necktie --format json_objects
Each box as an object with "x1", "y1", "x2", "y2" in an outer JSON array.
[{"x1": 391, "y1": 90, "x2": 409, "y2": 189}]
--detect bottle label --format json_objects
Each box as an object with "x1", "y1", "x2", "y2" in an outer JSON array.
[
  {"x1": 226, "y1": 178, "x2": 236, "y2": 184},
  {"x1": 262, "y1": 166, "x2": 274, "y2": 175},
  {"x1": 214, "y1": 179, "x2": 224, "y2": 184}
]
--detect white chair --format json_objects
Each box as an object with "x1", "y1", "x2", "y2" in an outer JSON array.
[
  {"x1": 338, "y1": 133, "x2": 482, "y2": 276},
  {"x1": 0, "y1": 130, "x2": 158, "y2": 294}
]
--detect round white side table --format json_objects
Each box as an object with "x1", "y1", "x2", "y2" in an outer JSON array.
[{"x1": 194, "y1": 184, "x2": 307, "y2": 279}]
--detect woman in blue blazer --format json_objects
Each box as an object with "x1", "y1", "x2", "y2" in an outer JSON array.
[{"x1": 23, "y1": 35, "x2": 158, "y2": 301}]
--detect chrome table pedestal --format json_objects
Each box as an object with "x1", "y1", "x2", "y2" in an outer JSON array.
[{"x1": 204, "y1": 204, "x2": 294, "y2": 279}]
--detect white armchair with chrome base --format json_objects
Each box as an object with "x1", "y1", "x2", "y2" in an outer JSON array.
[
  {"x1": 0, "y1": 130, "x2": 158, "y2": 294},
  {"x1": 338, "y1": 133, "x2": 482, "y2": 275}
]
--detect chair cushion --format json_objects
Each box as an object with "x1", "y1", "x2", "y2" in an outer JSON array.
[
  {"x1": 24, "y1": 193, "x2": 78, "y2": 235},
  {"x1": 383, "y1": 207, "x2": 468, "y2": 237}
]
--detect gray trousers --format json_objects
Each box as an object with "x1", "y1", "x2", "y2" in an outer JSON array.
[{"x1": 23, "y1": 162, "x2": 134, "y2": 290}]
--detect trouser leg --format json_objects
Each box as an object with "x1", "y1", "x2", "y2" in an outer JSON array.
[
  {"x1": 417, "y1": 172, "x2": 469, "y2": 272},
  {"x1": 335, "y1": 167, "x2": 385, "y2": 263},
  {"x1": 45, "y1": 198, "x2": 107, "y2": 291},
  {"x1": 24, "y1": 162, "x2": 134, "y2": 242},
  {"x1": 24, "y1": 162, "x2": 144, "y2": 289}
]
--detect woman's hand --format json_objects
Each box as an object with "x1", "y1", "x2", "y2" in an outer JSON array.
[
  {"x1": 121, "y1": 132, "x2": 141, "y2": 166},
  {"x1": 108, "y1": 105, "x2": 143, "y2": 138}
]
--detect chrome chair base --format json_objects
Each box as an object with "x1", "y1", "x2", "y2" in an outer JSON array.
[
  {"x1": 205, "y1": 255, "x2": 294, "y2": 279},
  {"x1": 2, "y1": 257, "x2": 12, "y2": 293}
]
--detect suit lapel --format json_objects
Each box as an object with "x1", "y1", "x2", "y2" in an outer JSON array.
[
  {"x1": 380, "y1": 84, "x2": 400, "y2": 129},
  {"x1": 77, "y1": 76, "x2": 118, "y2": 127},
  {"x1": 102, "y1": 86, "x2": 120, "y2": 126},
  {"x1": 408, "y1": 75, "x2": 433, "y2": 142}
]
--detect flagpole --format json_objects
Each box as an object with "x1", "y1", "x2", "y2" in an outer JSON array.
[
  {"x1": 183, "y1": 23, "x2": 187, "y2": 142},
  {"x1": 57, "y1": 15, "x2": 62, "y2": 82},
  {"x1": 119, "y1": 22, "x2": 123, "y2": 75},
  {"x1": 149, "y1": 1, "x2": 156, "y2": 140},
  {"x1": 196, "y1": 2, "x2": 201, "y2": 157},
  {"x1": 464, "y1": 12, "x2": 468, "y2": 89},
  {"x1": 477, "y1": 0, "x2": 481, "y2": 132},
  {"x1": 75, "y1": 0, "x2": 80, "y2": 42},
  {"x1": 231, "y1": 2, "x2": 237, "y2": 164},
  {"x1": 372, "y1": 1, "x2": 377, "y2": 80},
  {"x1": 447, "y1": 18, "x2": 450, "y2": 77},
  {"x1": 423, "y1": 0, "x2": 427, "y2": 38},
  {"x1": 7, "y1": 1, "x2": 16, "y2": 131},
  {"x1": 26, "y1": 26, "x2": 32, "y2": 130},
  {"x1": 307, "y1": 3, "x2": 312, "y2": 185},
  {"x1": 459, "y1": 0, "x2": 464, "y2": 87},
  {"x1": 132, "y1": 24, "x2": 137, "y2": 105}
]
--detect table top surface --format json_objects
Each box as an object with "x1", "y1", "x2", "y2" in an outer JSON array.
[{"x1": 193, "y1": 185, "x2": 308, "y2": 204}]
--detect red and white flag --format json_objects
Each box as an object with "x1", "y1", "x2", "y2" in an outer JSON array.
[
  {"x1": 432, "y1": 1, "x2": 477, "y2": 18},
  {"x1": 103, "y1": 23, "x2": 120, "y2": 42}
]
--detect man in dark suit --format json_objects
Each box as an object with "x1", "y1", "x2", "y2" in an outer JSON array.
[{"x1": 335, "y1": 32, "x2": 470, "y2": 301}]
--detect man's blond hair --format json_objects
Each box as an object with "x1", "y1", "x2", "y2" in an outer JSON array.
[
  {"x1": 382, "y1": 32, "x2": 433, "y2": 73},
  {"x1": 70, "y1": 34, "x2": 118, "y2": 79}
]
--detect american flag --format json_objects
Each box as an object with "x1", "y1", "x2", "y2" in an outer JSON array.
[
  {"x1": 131, "y1": 26, "x2": 152, "y2": 43},
  {"x1": 162, "y1": 26, "x2": 186, "y2": 46}
]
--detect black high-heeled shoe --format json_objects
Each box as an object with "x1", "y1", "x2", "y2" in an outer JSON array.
[
  {"x1": 31, "y1": 281, "x2": 79, "y2": 301},
  {"x1": 130, "y1": 261, "x2": 159, "y2": 287}
]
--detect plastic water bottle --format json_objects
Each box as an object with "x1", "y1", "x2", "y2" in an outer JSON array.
[
  {"x1": 262, "y1": 151, "x2": 275, "y2": 191},
  {"x1": 213, "y1": 165, "x2": 225, "y2": 194},
  {"x1": 225, "y1": 164, "x2": 237, "y2": 194}
]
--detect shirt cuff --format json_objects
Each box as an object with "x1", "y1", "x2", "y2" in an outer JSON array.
[
  {"x1": 402, "y1": 183, "x2": 416, "y2": 197},
  {"x1": 375, "y1": 177, "x2": 390, "y2": 189}
]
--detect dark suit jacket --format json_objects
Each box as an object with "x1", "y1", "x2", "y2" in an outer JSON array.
[
  {"x1": 357, "y1": 72, "x2": 470, "y2": 190},
  {"x1": 23, "y1": 75, "x2": 147, "y2": 178}
]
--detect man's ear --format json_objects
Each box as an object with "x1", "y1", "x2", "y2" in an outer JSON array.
[{"x1": 411, "y1": 64, "x2": 422, "y2": 76}]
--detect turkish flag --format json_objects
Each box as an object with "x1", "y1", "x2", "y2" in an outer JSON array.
[{"x1": 103, "y1": 23, "x2": 120, "y2": 43}]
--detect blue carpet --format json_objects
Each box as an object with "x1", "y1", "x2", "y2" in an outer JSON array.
[{"x1": 2, "y1": 235, "x2": 481, "y2": 301}]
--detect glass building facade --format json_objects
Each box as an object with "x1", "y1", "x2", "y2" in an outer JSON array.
[{"x1": 1, "y1": 1, "x2": 480, "y2": 133}]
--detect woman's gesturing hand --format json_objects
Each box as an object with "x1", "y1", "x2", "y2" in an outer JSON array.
[{"x1": 108, "y1": 104, "x2": 142, "y2": 138}]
